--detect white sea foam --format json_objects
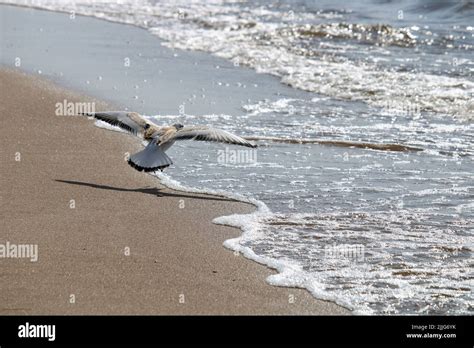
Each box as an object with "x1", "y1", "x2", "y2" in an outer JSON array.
[{"x1": 154, "y1": 171, "x2": 373, "y2": 313}]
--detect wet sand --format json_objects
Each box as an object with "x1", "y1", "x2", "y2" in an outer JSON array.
[{"x1": 0, "y1": 68, "x2": 349, "y2": 315}]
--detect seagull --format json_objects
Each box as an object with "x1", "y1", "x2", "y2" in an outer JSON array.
[{"x1": 81, "y1": 111, "x2": 256, "y2": 172}]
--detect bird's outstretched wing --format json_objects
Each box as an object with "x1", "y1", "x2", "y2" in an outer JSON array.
[
  {"x1": 164, "y1": 126, "x2": 257, "y2": 148},
  {"x1": 127, "y1": 139, "x2": 173, "y2": 172},
  {"x1": 81, "y1": 111, "x2": 154, "y2": 136}
]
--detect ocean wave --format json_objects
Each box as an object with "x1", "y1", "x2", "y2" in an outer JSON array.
[
  {"x1": 241, "y1": 98, "x2": 474, "y2": 156},
  {"x1": 278, "y1": 23, "x2": 418, "y2": 47},
  {"x1": 4, "y1": 0, "x2": 473, "y2": 118},
  {"x1": 243, "y1": 135, "x2": 423, "y2": 152},
  {"x1": 406, "y1": 0, "x2": 474, "y2": 19}
]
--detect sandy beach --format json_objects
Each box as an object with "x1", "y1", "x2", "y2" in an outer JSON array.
[{"x1": 0, "y1": 68, "x2": 348, "y2": 315}]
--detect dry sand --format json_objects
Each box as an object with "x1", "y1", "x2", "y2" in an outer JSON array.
[{"x1": 0, "y1": 68, "x2": 349, "y2": 315}]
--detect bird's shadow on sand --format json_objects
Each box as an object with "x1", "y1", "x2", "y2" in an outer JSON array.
[{"x1": 54, "y1": 179, "x2": 236, "y2": 202}]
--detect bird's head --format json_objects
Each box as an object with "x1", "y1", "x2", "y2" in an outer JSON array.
[{"x1": 173, "y1": 123, "x2": 184, "y2": 130}]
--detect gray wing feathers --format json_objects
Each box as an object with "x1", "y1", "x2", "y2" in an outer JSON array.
[
  {"x1": 82, "y1": 111, "x2": 148, "y2": 135},
  {"x1": 168, "y1": 127, "x2": 257, "y2": 148}
]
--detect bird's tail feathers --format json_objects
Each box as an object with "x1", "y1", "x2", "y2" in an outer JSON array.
[{"x1": 127, "y1": 141, "x2": 173, "y2": 172}]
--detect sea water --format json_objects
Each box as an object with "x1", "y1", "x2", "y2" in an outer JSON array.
[{"x1": 2, "y1": 0, "x2": 472, "y2": 314}]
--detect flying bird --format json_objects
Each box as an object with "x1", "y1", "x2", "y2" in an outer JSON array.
[{"x1": 81, "y1": 111, "x2": 256, "y2": 172}]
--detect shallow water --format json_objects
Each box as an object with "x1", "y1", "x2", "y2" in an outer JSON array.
[{"x1": 1, "y1": 0, "x2": 473, "y2": 314}]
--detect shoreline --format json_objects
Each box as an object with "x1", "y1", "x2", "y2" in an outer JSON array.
[{"x1": 0, "y1": 68, "x2": 349, "y2": 315}]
